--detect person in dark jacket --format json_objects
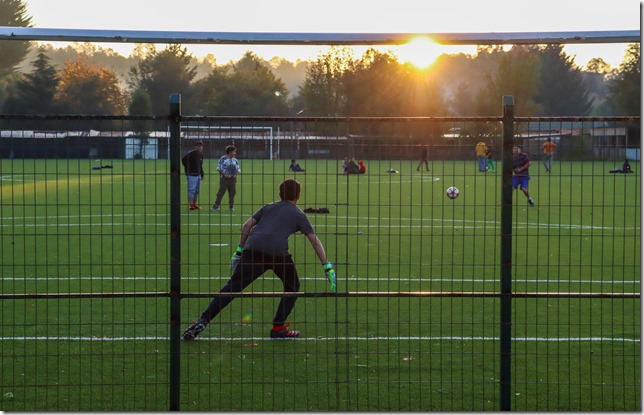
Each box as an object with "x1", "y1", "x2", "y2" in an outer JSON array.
[
  {"x1": 181, "y1": 141, "x2": 204, "y2": 210},
  {"x1": 289, "y1": 159, "x2": 305, "y2": 172},
  {"x1": 345, "y1": 157, "x2": 360, "y2": 174},
  {"x1": 610, "y1": 159, "x2": 633, "y2": 173},
  {"x1": 416, "y1": 145, "x2": 430, "y2": 171}
]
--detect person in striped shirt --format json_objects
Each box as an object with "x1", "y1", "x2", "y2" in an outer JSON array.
[{"x1": 211, "y1": 145, "x2": 241, "y2": 211}]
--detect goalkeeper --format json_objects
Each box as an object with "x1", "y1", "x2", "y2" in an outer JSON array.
[{"x1": 183, "y1": 179, "x2": 335, "y2": 340}]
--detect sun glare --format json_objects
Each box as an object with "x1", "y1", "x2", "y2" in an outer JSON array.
[{"x1": 397, "y1": 37, "x2": 444, "y2": 69}]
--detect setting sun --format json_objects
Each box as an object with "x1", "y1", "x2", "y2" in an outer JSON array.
[{"x1": 396, "y1": 37, "x2": 444, "y2": 69}]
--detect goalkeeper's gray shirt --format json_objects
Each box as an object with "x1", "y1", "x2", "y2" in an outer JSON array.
[{"x1": 244, "y1": 200, "x2": 315, "y2": 257}]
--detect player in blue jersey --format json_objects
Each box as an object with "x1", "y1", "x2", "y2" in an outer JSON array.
[{"x1": 512, "y1": 145, "x2": 535, "y2": 207}]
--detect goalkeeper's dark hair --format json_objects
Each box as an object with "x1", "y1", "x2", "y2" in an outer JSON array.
[{"x1": 279, "y1": 179, "x2": 301, "y2": 201}]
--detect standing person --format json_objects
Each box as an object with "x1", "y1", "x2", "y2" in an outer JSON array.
[
  {"x1": 181, "y1": 141, "x2": 204, "y2": 210},
  {"x1": 542, "y1": 137, "x2": 556, "y2": 172},
  {"x1": 211, "y1": 145, "x2": 241, "y2": 211},
  {"x1": 512, "y1": 145, "x2": 535, "y2": 207},
  {"x1": 416, "y1": 145, "x2": 430, "y2": 171},
  {"x1": 182, "y1": 179, "x2": 337, "y2": 340},
  {"x1": 486, "y1": 145, "x2": 496, "y2": 171},
  {"x1": 475, "y1": 141, "x2": 488, "y2": 172}
]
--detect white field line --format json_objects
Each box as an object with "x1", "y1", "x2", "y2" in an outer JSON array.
[
  {"x1": 0, "y1": 173, "x2": 529, "y2": 184},
  {"x1": 0, "y1": 213, "x2": 639, "y2": 231},
  {"x1": 1, "y1": 174, "x2": 437, "y2": 183},
  {"x1": 2, "y1": 276, "x2": 639, "y2": 284},
  {"x1": 0, "y1": 335, "x2": 639, "y2": 343}
]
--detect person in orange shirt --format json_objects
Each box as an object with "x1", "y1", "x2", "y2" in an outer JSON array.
[{"x1": 543, "y1": 137, "x2": 556, "y2": 172}]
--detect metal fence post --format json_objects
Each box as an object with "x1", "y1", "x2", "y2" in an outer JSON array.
[
  {"x1": 169, "y1": 93, "x2": 182, "y2": 411},
  {"x1": 499, "y1": 95, "x2": 514, "y2": 411}
]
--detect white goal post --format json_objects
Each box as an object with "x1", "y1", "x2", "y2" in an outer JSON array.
[
  {"x1": 0, "y1": 27, "x2": 639, "y2": 46},
  {"x1": 182, "y1": 125, "x2": 279, "y2": 160}
]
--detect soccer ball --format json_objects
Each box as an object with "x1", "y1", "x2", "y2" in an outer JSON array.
[{"x1": 446, "y1": 186, "x2": 460, "y2": 199}]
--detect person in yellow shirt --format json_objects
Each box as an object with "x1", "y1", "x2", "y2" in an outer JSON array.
[
  {"x1": 543, "y1": 137, "x2": 556, "y2": 172},
  {"x1": 475, "y1": 141, "x2": 488, "y2": 172}
]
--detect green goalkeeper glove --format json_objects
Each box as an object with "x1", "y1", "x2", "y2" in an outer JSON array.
[
  {"x1": 323, "y1": 262, "x2": 336, "y2": 293},
  {"x1": 230, "y1": 245, "x2": 243, "y2": 271}
]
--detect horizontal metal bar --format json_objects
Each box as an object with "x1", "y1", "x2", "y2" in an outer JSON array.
[
  {"x1": 185, "y1": 291, "x2": 642, "y2": 299},
  {"x1": 0, "y1": 114, "x2": 639, "y2": 123},
  {"x1": 0, "y1": 292, "x2": 169, "y2": 299},
  {"x1": 512, "y1": 292, "x2": 641, "y2": 298},
  {"x1": 0, "y1": 27, "x2": 639, "y2": 45},
  {"x1": 1, "y1": 291, "x2": 639, "y2": 300},
  {"x1": 0, "y1": 114, "x2": 170, "y2": 121},
  {"x1": 0, "y1": 114, "x2": 503, "y2": 122}
]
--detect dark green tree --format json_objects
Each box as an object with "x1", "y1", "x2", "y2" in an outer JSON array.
[
  {"x1": 189, "y1": 52, "x2": 289, "y2": 116},
  {"x1": 187, "y1": 65, "x2": 228, "y2": 115},
  {"x1": 299, "y1": 47, "x2": 354, "y2": 116},
  {"x1": 128, "y1": 88, "x2": 153, "y2": 135},
  {"x1": 3, "y1": 48, "x2": 59, "y2": 115},
  {"x1": 449, "y1": 82, "x2": 476, "y2": 115},
  {"x1": 475, "y1": 45, "x2": 541, "y2": 116},
  {"x1": 270, "y1": 57, "x2": 308, "y2": 99},
  {"x1": 223, "y1": 52, "x2": 289, "y2": 115},
  {"x1": 344, "y1": 48, "x2": 400, "y2": 116},
  {"x1": 343, "y1": 48, "x2": 444, "y2": 117},
  {"x1": 583, "y1": 58, "x2": 613, "y2": 115},
  {"x1": 608, "y1": 43, "x2": 640, "y2": 116},
  {"x1": 0, "y1": 0, "x2": 32, "y2": 78},
  {"x1": 534, "y1": 44, "x2": 593, "y2": 116},
  {"x1": 586, "y1": 57, "x2": 612, "y2": 75},
  {"x1": 128, "y1": 88, "x2": 154, "y2": 157},
  {"x1": 128, "y1": 44, "x2": 197, "y2": 115},
  {"x1": 0, "y1": 74, "x2": 20, "y2": 128}
]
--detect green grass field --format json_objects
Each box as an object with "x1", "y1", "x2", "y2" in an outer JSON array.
[{"x1": 0, "y1": 158, "x2": 640, "y2": 411}]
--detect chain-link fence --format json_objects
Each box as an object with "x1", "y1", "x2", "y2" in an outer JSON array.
[{"x1": 0, "y1": 97, "x2": 640, "y2": 411}]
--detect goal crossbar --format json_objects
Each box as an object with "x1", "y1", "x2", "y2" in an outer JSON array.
[{"x1": 0, "y1": 27, "x2": 639, "y2": 45}]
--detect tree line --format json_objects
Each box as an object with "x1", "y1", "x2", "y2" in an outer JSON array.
[{"x1": 0, "y1": 0, "x2": 640, "y2": 129}]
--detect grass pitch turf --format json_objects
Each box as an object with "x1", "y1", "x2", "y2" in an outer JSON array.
[{"x1": 0, "y1": 158, "x2": 640, "y2": 411}]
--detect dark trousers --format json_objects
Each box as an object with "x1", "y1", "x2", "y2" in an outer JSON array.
[
  {"x1": 199, "y1": 250, "x2": 301, "y2": 326},
  {"x1": 214, "y1": 177, "x2": 236, "y2": 208}
]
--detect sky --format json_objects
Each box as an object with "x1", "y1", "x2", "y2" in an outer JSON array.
[{"x1": 22, "y1": 0, "x2": 641, "y2": 68}]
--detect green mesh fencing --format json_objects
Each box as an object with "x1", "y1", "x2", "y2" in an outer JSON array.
[{"x1": 0, "y1": 107, "x2": 640, "y2": 411}]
